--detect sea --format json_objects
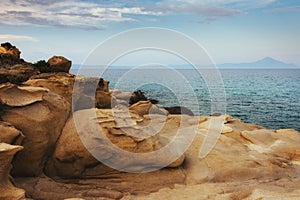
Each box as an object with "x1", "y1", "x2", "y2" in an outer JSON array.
[{"x1": 71, "y1": 68, "x2": 300, "y2": 132}]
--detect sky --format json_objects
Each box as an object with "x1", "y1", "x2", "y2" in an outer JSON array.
[{"x1": 0, "y1": 0, "x2": 300, "y2": 66}]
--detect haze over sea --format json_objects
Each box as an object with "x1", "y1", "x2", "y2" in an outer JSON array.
[{"x1": 71, "y1": 68, "x2": 300, "y2": 132}]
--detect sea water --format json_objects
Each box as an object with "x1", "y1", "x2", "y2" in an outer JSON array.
[{"x1": 71, "y1": 68, "x2": 300, "y2": 131}]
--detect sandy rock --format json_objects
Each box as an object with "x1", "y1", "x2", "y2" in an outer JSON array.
[
  {"x1": 47, "y1": 56, "x2": 72, "y2": 73},
  {"x1": 0, "y1": 83, "x2": 47, "y2": 107},
  {"x1": 184, "y1": 122, "x2": 300, "y2": 184},
  {"x1": 122, "y1": 179, "x2": 300, "y2": 200},
  {"x1": 167, "y1": 154, "x2": 185, "y2": 168},
  {"x1": 1, "y1": 84, "x2": 70, "y2": 176},
  {"x1": 45, "y1": 108, "x2": 187, "y2": 178},
  {"x1": 44, "y1": 113, "x2": 99, "y2": 178},
  {"x1": 24, "y1": 72, "x2": 75, "y2": 103},
  {"x1": 198, "y1": 115, "x2": 233, "y2": 134},
  {"x1": 0, "y1": 121, "x2": 24, "y2": 145},
  {"x1": 129, "y1": 101, "x2": 168, "y2": 116},
  {"x1": 0, "y1": 143, "x2": 25, "y2": 200}
]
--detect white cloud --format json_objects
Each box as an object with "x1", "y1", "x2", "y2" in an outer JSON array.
[
  {"x1": 0, "y1": 0, "x2": 277, "y2": 29},
  {"x1": 0, "y1": 34, "x2": 38, "y2": 42},
  {"x1": 155, "y1": 0, "x2": 277, "y2": 14},
  {"x1": 0, "y1": 0, "x2": 162, "y2": 30}
]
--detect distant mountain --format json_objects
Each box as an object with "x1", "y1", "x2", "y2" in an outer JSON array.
[
  {"x1": 72, "y1": 57, "x2": 299, "y2": 70},
  {"x1": 218, "y1": 57, "x2": 299, "y2": 69}
]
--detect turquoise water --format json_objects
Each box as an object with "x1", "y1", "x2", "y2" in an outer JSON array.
[{"x1": 71, "y1": 68, "x2": 300, "y2": 131}]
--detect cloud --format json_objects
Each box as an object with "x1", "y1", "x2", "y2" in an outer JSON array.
[
  {"x1": 0, "y1": 0, "x2": 162, "y2": 30},
  {"x1": 0, "y1": 34, "x2": 38, "y2": 42},
  {"x1": 0, "y1": 0, "x2": 278, "y2": 29},
  {"x1": 154, "y1": 0, "x2": 277, "y2": 16},
  {"x1": 156, "y1": 4, "x2": 244, "y2": 17}
]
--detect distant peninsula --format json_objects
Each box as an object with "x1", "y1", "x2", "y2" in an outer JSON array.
[{"x1": 217, "y1": 57, "x2": 299, "y2": 69}]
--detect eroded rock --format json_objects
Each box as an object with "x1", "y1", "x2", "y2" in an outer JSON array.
[
  {"x1": 1, "y1": 84, "x2": 70, "y2": 176},
  {"x1": 0, "y1": 83, "x2": 46, "y2": 107},
  {"x1": 24, "y1": 72, "x2": 75, "y2": 103},
  {"x1": 0, "y1": 121, "x2": 24, "y2": 145},
  {"x1": 129, "y1": 101, "x2": 168, "y2": 116},
  {"x1": 0, "y1": 143, "x2": 25, "y2": 200}
]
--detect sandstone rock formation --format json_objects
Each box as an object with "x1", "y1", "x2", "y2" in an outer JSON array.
[
  {"x1": 11, "y1": 111, "x2": 300, "y2": 200},
  {"x1": 129, "y1": 101, "x2": 168, "y2": 116},
  {"x1": 0, "y1": 143, "x2": 25, "y2": 200},
  {"x1": 45, "y1": 107, "x2": 182, "y2": 178},
  {"x1": 0, "y1": 42, "x2": 39, "y2": 84},
  {"x1": 24, "y1": 72, "x2": 75, "y2": 103},
  {"x1": 0, "y1": 83, "x2": 70, "y2": 176},
  {"x1": 0, "y1": 121, "x2": 24, "y2": 145},
  {"x1": 47, "y1": 56, "x2": 72, "y2": 73},
  {"x1": 1, "y1": 44, "x2": 300, "y2": 199},
  {"x1": 0, "y1": 42, "x2": 21, "y2": 60},
  {"x1": 0, "y1": 64, "x2": 39, "y2": 84}
]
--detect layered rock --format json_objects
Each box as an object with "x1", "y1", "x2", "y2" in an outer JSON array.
[
  {"x1": 0, "y1": 121, "x2": 24, "y2": 145},
  {"x1": 0, "y1": 42, "x2": 39, "y2": 84},
  {"x1": 45, "y1": 107, "x2": 183, "y2": 178},
  {"x1": 129, "y1": 101, "x2": 168, "y2": 116},
  {"x1": 12, "y1": 111, "x2": 300, "y2": 200},
  {"x1": 0, "y1": 63, "x2": 39, "y2": 85},
  {"x1": 0, "y1": 143, "x2": 25, "y2": 200},
  {"x1": 0, "y1": 83, "x2": 70, "y2": 176},
  {"x1": 24, "y1": 72, "x2": 75, "y2": 103}
]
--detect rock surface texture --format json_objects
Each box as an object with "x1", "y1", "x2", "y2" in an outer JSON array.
[
  {"x1": 0, "y1": 143, "x2": 25, "y2": 200},
  {"x1": 0, "y1": 83, "x2": 70, "y2": 176}
]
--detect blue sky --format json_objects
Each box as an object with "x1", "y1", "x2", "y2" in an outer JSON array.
[{"x1": 0, "y1": 0, "x2": 300, "y2": 65}]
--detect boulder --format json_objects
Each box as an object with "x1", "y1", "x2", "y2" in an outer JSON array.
[
  {"x1": 0, "y1": 143, "x2": 25, "y2": 200},
  {"x1": 47, "y1": 56, "x2": 72, "y2": 73},
  {"x1": 0, "y1": 83, "x2": 70, "y2": 176}
]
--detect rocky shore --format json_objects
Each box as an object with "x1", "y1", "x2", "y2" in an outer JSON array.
[{"x1": 1, "y1": 43, "x2": 300, "y2": 200}]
